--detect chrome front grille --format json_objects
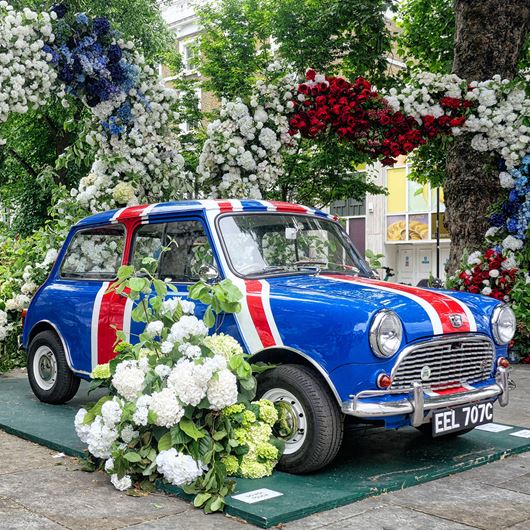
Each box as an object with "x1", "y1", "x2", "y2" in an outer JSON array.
[{"x1": 390, "y1": 335, "x2": 495, "y2": 390}]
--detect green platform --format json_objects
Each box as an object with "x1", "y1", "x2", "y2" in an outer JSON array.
[{"x1": 1, "y1": 375, "x2": 530, "y2": 528}]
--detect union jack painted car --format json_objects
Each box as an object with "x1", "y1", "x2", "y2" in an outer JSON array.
[{"x1": 22, "y1": 200, "x2": 515, "y2": 473}]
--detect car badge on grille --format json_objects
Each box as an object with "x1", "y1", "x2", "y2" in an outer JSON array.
[
  {"x1": 420, "y1": 365, "x2": 432, "y2": 381},
  {"x1": 449, "y1": 314, "x2": 463, "y2": 328}
]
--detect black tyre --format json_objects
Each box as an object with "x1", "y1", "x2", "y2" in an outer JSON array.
[
  {"x1": 256, "y1": 364, "x2": 344, "y2": 474},
  {"x1": 28, "y1": 330, "x2": 80, "y2": 404},
  {"x1": 416, "y1": 423, "x2": 475, "y2": 438}
]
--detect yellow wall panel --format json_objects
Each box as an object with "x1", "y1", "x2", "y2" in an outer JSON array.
[{"x1": 387, "y1": 167, "x2": 406, "y2": 213}]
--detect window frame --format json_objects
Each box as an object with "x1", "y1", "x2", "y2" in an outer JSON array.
[
  {"x1": 59, "y1": 224, "x2": 126, "y2": 282},
  {"x1": 130, "y1": 217, "x2": 217, "y2": 285}
]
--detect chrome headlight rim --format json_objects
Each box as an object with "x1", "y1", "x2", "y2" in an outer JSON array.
[
  {"x1": 491, "y1": 304, "x2": 516, "y2": 345},
  {"x1": 369, "y1": 309, "x2": 403, "y2": 358}
]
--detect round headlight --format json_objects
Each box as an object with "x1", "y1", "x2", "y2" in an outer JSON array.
[
  {"x1": 370, "y1": 310, "x2": 403, "y2": 358},
  {"x1": 492, "y1": 304, "x2": 516, "y2": 345}
]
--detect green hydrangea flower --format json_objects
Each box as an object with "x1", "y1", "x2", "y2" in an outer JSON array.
[
  {"x1": 253, "y1": 399, "x2": 278, "y2": 427},
  {"x1": 256, "y1": 442, "x2": 279, "y2": 461},
  {"x1": 233, "y1": 427, "x2": 248, "y2": 445},
  {"x1": 203, "y1": 333, "x2": 243, "y2": 360},
  {"x1": 221, "y1": 455, "x2": 239, "y2": 476},
  {"x1": 221, "y1": 403, "x2": 245, "y2": 419},
  {"x1": 241, "y1": 410, "x2": 256, "y2": 427},
  {"x1": 91, "y1": 363, "x2": 110, "y2": 379},
  {"x1": 239, "y1": 459, "x2": 271, "y2": 479}
]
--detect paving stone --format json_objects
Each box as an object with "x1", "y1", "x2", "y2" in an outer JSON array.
[
  {"x1": 121, "y1": 508, "x2": 249, "y2": 529},
  {"x1": 284, "y1": 496, "x2": 390, "y2": 530},
  {"x1": 0, "y1": 430, "x2": 69, "y2": 475},
  {"x1": 0, "y1": 496, "x2": 64, "y2": 530},
  {"x1": 508, "y1": 519, "x2": 530, "y2": 530},
  {"x1": 454, "y1": 455, "x2": 529, "y2": 485},
  {"x1": 0, "y1": 467, "x2": 188, "y2": 530},
  {"x1": 496, "y1": 472, "x2": 530, "y2": 495},
  {"x1": 386, "y1": 475, "x2": 530, "y2": 529},
  {"x1": 321, "y1": 504, "x2": 476, "y2": 530}
]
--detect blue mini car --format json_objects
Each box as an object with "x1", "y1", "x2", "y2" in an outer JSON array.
[{"x1": 23, "y1": 199, "x2": 515, "y2": 473}]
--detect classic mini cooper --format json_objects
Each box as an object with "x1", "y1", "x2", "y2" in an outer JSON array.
[{"x1": 22, "y1": 200, "x2": 515, "y2": 473}]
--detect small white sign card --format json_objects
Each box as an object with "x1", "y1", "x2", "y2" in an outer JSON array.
[
  {"x1": 509, "y1": 429, "x2": 530, "y2": 439},
  {"x1": 475, "y1": 423, "x2": 513, "y2": 433},
  {"x1": 232, "y1": 488, "x2": 284, "y2": 504}
]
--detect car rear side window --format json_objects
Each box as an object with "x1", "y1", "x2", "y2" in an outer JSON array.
[
  {"x1": 132, "y1": 220, "x2": 215, "y2": 283},
  {"x1": 60, "y1": 225, "x2": 125, "y2": 280}
]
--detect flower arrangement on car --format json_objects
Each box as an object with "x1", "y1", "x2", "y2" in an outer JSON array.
[{"x1": 74, "y1": 262, "x2": 282, "y2": 513}]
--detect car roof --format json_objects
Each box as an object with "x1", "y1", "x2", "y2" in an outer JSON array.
[{"x1": 75, "y1": 199, "x2": 337, "y2": 227}]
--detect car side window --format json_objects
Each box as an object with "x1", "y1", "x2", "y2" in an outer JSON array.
[
  {"x1": 160, "y1": 220, "x2": 215, "y2": 282},
  {"x1": 132, "y1": 223, "x2": 165, "y2": 271},
  {"x1": 60, "y1": 226, "x2": 125, "y2": 280}
]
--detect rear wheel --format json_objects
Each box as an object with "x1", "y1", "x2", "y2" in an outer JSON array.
[
  {"x1": 28, "y1": 330, "x2": 80, "y2": 404},
  {"x1": 257, "y1": 364, "x2": 343, "y2": 474}
]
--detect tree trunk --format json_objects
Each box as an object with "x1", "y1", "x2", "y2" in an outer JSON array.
[{"x1": 444, "y1": 0, "x2": 530, "y2": 274}]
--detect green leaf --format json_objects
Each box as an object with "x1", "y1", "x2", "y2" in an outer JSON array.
[
  {"x1": 124, "y1": 452, "x2": 142, "y2": 463},
  {"x1": 118, "y1": 265, "x2": 135, "y2": 279},
  {"x1": 129, "y1": 277, "x2": 148, "y2": 291},
  {"x1": 179, "y1": 418, "x2": 206, "y2": 441},
  {"x1": 157, "y1": 432, "x2": 173, "y2": 452},
  {"x1": 203, "y1": 305, "x2": 215, "y2": 328},
  {"x1": 153, "y1": 279, "x2": 168, "y2": 297},
  {"x1": 194, "y1": 493, "x2": 212, "y2": 507}
]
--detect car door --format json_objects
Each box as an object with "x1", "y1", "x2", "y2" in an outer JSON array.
[
  {"x1": 127, "y1": 217, "x2": 242, "y2": 343},
  {"x1": 46, "y1": 224, "x2": 126, "y2": 374}
]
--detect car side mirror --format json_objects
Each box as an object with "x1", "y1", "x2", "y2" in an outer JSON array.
[{"x1": 198, "y1": 264, "x2": 219, "y2": 283}]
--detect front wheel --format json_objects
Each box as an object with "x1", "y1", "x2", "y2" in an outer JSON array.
[
  {"x1": 256, "y1": 364, "x2": 344, "y2": 474},
  {"x1": 28, "y1": 330, "x2": 80, "y2": 404}
]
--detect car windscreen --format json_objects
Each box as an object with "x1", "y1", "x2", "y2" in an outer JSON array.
[{"x1": 218, "y1": 213, "x2": 372, "y2": 278}]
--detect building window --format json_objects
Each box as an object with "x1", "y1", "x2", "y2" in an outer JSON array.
[
  {"x1": 385, "y1": 165, "x2": 447, "y2": 243},
  {"x1": 181, "y1": 39, "x2": 197, "y2": 72}
]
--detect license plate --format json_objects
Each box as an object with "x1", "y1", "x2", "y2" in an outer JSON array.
[{"x1": 432, "y1": 402, "x2": 494, "y2": 437}]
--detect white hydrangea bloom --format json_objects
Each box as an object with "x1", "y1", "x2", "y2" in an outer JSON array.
[
  {"x1": 178, "y1": 343, "x2": 202, "y2": 360},
  {"x1": 145, "y1": 320, "x2": 164, "y2": 338},
  {"x1": 156, "y1": 448, "x2": 205, "y2": 486},
  {"x1": 207, "y1": 369, "x2": 238, "y2": 410},
  {"x1": 86, "y1": 417, "x2": 118, "y2": 459},
  {"x1": 154, "y1": 364, "x2": 172, "y2": 379},
  {"x1": 104, "y1": 457, "x2": 115, "y2": 473},
  {"x1": 203, "y1": 333, "x2": 243, "y2": 360},
  {"x1": 167, "y1": 361, "x2": 209, "y2": 406},
  {"x1": 132, "y1": 395, "x2": 152, "y2": 427},
  {"x1": 120, "y1": 424, "x2": 139, "y2": 444},
  {"x1": 74, "y1": 408, "x2": 91, "y2": 444},
  {"x1": 110, "y1": 474, "x2": 132, "y2": 491},
  {"x1": 112, "y1": 360, "x2": 146, "y2": 401},
  {"x1": 499, "y1": 171, "x2": 516, "y2": 189},
  {"x1": 467, "y1": 251, "x2": 483, "y2": 266},
  {"x1": 148, "y1": 388, "x2": 184, "y2": 428},
  {"x1": 502, "y1": 235, "x2": 524, "y2": 252},
  {"x1": 101, "y1": 398, "x2": 123, "y2": 427},
  {"x1": 169, "y1": 315, "x2": 208, "y2": 343}
]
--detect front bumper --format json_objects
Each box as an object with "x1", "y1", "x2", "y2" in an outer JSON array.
[{"x1": 341, "y1": 368, "x2": 510, "y2": 427}]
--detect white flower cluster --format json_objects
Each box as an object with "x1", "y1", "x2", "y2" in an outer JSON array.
[
  {"x1": 74, "y1": 55, "x2": 189, "y2": 212},
  {"x1": 0, "y1": 309, "x2": 11, "y2": 341},
  {"x1": 112, "y1": 360, "x2": 147, "y2": 401},
  {"x1": 386, "y1": 72, "x2": 464, "y2": 122},
  {"x1": 386, "y1": 72, "x2": 530, "y2": 168},
  {"x1": 465, "y1": 76, "x2": 530, "y2": 167},
  {"x1": 198, "y1": 62, "x2": 298, "y2": 198},
  {"x1": 75, "y1": 407, "x2": 119, "y2": 459},
  {"x1": 0, "y1": 2, "x2": 57, "y2": 143},
  {"x1": 156, "y1": 448, "x2": 205, "y2": 487}
]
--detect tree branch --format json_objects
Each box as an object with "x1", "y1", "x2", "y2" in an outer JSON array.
[{"x1": 6, "y1": 148, "x2": 38, "y2": 178}]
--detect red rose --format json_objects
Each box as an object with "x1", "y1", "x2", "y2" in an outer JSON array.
[
  {"x1": 298, "y1": 83, "x2": 310, "y2": 95},
  {"x1": 392, "y1": 112, "x2": 405, "y2": 126},
  {"x1": 379, "y1": 114, "x2": 391, "y2": 126},
  {"x1": 315, "y1": 95, "x2": 327, "y2": 106},
  {"x1": 305, "y1": 68, "x2": 316, "y2": 81}
]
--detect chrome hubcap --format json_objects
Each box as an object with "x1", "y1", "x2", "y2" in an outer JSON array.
[
  {"x1": 261, "y1": 388, "x2": 307, "y2": 454},
  {"x1": 33, "y1": 346, "x2": 57, "y2": 391}
]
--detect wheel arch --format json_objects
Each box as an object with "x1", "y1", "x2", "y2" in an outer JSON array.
[
  {"x1": 27, "y1": 320, "x2": 82, "y2": 375},
  {"x1": 250, "y1": 346, "x2": 342, "y2": 406}
]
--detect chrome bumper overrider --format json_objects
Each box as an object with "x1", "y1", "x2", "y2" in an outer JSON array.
[{"x1": 341, "y1": 368, "x2": 510, "y2": 427}]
